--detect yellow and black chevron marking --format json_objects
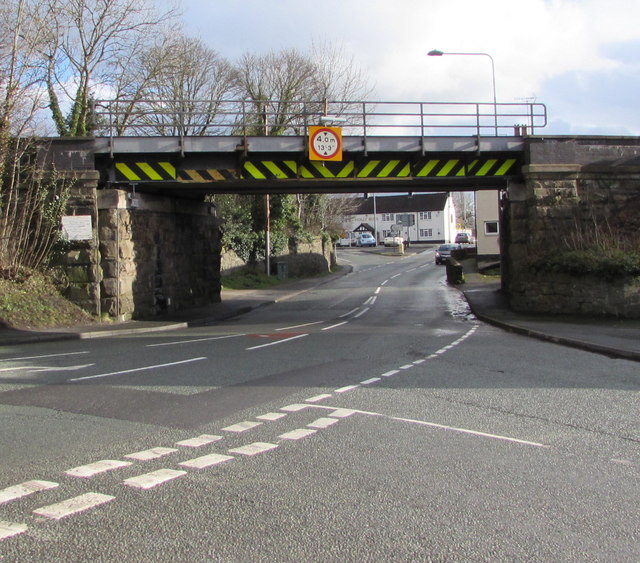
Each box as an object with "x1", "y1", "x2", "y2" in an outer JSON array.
[
  {"x1": 178, "y1": 169, "x2": 238, "y2": 182},
  {"x1": 241, "y1": 156, "x2": 519, "y2": 180},
  {"x1": 115, "y1": 161, "x2": 177, "y2": 181}
]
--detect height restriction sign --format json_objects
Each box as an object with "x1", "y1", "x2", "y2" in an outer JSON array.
[{"x1": 309, "y1": 126, "x2": 342, "y2": 161}]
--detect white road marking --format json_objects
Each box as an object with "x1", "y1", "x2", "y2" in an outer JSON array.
[
  {"x1": 308, "y1": 417, "x2": 339, "y2": 429},
  {"x1": 321, "y1": 321, "x2": 348, "y2": 331},
  {"x1": 179, "y1": 453, "x2": 234, "y2": 469},
  {"x1": 69, "y1": 357, "x2": 207, "y2": 382},
  {"x1": 124, "y1": 447, "x2": 178, "y2": 461},
  {"x1": 329, "y1": 409, "x2": 357, "y2": 418},
  {"x1": 389, "y1": 415, "x2": 550, "y2": 448},
  {"x1": 147, "y1": 334, "x2": 244, "y2": 347},
  {"x1": 0, "y1": 352, "x2": 89, "y2": 363},
  {"x1": 176, "y1": 434, "x2": 223, "y2": 448},
  {"x1": 280, "y1": 404, "x2": 308, "y2": 412},
  {"x1": 305, "y1": 393, "x2": 332, "y2": 403},
  {"x1": 256, "y1": 412, "x2": 287, "y2": 421},
  {"x1": 375, "y1": 287, "x2": 382, "y2": 294},
  {"x1": 353, "y1": 307, "x2": 370, "y2": 319},
  {"x1": 380, "y1": 279, "x2": 389, "y2": 286},
  {"x1": 34, "y1": 492, "x2": 115, "y2": 520},
  {"x1": 381, "y1": 370, "x2": 399, "y2": 377},
  {"x1": 339, "y1": 307, "x2": 360, "y2": 318},
  {"x1": 279, "y1": 429, "x2": 317, "y2": 440},
  {"x1": 276, "y1": 321, "x2": 323, "y2": 331},
  {"x1": 28, "y1": 364, "x2": 95, "y2": 373},
  {"x1": 0, "y1": 521, "x2": 28, "y2": 541},
  {"x1": 391, "y1": 273, "x2": 402, "y2": 279},
  {"x1": 222, "y1": 421, "x2": 262, "y2": 433},
  {"x1": 246, "y1": 333, "x2": 308, "y2": 350},
  {"x1": 123, "y1": 469, "x2": 186, "y2": 490},
  {"x1": 335, "y1": 384, "x2": 359, "y2": 393},
  {"x1": 228, "y1": 442, "x2": 278, "y2": 456},
  {"x1": 361, "y1": 377, "x2": 381, "y2": 385},
  {"x1": 0, "y1": 481, "x2": 58, "y2": 505},
  {"x1": 399, "y1": 364, "x2": 414, "y2": 370},
  {"x1": 413, "y1": 359, "x2": 426, "y2": 365},
  {"x1": 65, "y1": 460, "x2": 131, "y2": 478}
]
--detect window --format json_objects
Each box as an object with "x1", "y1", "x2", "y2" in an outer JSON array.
[
  {"x1": 420, "y1": 228, "x2": 433, "y2": 237},
  {"x1": 485, "y1": 221, "x2": 499, "y2": 235},
  {"x1": 419, "y1": 211, "x2": 432, "y2": 220},
  {"x1": 382, "y1": 213, "x2": 393, "y2": 222}
]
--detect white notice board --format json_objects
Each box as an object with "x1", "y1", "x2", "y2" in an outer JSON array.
[{"x1": 61, "y1": 215, "x2": 93, "y2": 241}]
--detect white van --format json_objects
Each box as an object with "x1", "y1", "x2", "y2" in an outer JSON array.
[{"x1": 337, "y1": 232, "x2": 358, "y2": 247}]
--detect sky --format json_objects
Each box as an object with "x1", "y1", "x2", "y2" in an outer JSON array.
[{"x1": 180, "y1": 0, "x2": 640, "y2": 136}]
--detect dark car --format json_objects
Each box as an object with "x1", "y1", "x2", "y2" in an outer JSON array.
[{"x1": 435, "y1": 243, "x2": 459, "y2": 265}]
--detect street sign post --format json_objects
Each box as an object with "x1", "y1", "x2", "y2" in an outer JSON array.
[{"x1": 309, "y1": 126, "x2": 342, "y2": 161}]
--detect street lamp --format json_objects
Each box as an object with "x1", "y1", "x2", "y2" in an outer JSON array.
[{"x1": 427, "y1": 49, "x2": 498, "y2": 135}]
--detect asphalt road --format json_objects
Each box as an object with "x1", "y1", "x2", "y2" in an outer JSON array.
[{"x1": 0, "y1": 248, "x2": 638, "y2": 562}]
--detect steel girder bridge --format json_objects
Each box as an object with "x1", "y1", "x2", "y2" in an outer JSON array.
[{"x1": 89, "y1": 99, "x2": 547, "y2": 199}]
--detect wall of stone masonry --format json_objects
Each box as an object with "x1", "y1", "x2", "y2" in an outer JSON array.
[
  {"x1": 505, "y1": 137, "x2": 640, "y2": 317},
  {"x1": 97, "y1": 190, "x2": 221, "y2": 320}
]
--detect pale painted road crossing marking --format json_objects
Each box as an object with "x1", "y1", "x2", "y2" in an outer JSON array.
[
  {"x1": 279, "y1": 429, "x2": 317, "y2": 440},
  {"x1": 0, "y1": 521, "x2": 28, "y2": 541},
  {"x1": 176, "y1": 434, "x2": 222, "y2": 448},
  {"x1": 280, "y1": 403, "x2": 308, "y2": 412},
  {"x1": 34, "y1": 493, "x2": 114, "y2": 520},
  {"x1": 361, "y1": 377, "x2": 381, "y2": 385},
  {"x1": 222, "y1": 421, "x2": 262, "y2": 433},
  {"x1": 179, "y1": 453, "x2": 234, "y2": 470},
  {"x1": 305, "y1": 393, "x2": 332, "y2": 403},
  {"x1": 123, "y1": 469, "x2": 186, "y2": 490},
  {"x1": 335, "y1": 384, "x2": 359, "y2": 393},
  {"x1": 307, "y1": 417, "x2": 339, "y2": 429},
  {"x1": 328, "y1": 408, "x2": 357, "y2": 418},
  {"x1": 228, "y1": 442, "x2": 278, "y2": 456},
  {"x1": 0, "y1": 480, "x2": 58, "y2": 505},
  {"x1": 256, "y1": 412, "x2": 287, "y2": 421},
  {"x1": 124, "y1": 447, "x2": 178, "y2": 461},
  {"x1": 65, "y1": 460, "x2": 131, "y2": 478}
]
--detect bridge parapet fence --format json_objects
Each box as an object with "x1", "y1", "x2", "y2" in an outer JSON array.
[{"x1": 93, "y1": 99, "x2": 547, "y2": 144}]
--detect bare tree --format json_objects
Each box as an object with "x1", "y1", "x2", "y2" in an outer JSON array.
[{"x1": 40, "y1": 0, "x2": 178, "y2": 136}]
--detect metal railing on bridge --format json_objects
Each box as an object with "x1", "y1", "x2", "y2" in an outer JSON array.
[{"x1": 93, "y1": 98, "x2": 547, "y2": 143}]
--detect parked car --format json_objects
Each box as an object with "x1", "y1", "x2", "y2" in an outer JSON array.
[
  {"x1": 454, "y1": 232, "x2": 470, "y2": 244},
  {"x1": 356, "y1": 232, "x2": 376, "y2": 247},
  {"x1": 383, "y1": 235, "x2": 404, "y2": 247},
  {"x1": 435, "y1": 243, "x2": 459, "y2": 265},
  {"x1": 337, "y1": 232, "x2": 358, "y2": 247}
]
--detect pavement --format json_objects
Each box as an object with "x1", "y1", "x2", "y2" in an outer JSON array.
[{"x1": 1, "y1": 264, "x2": 639, "y2": 362}]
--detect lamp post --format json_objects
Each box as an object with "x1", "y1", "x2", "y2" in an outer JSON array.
[{"x1": 427, "y1": 49, "x2": 498, "y2": 135}]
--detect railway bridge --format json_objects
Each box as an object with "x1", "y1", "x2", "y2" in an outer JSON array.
[{"x1": 45, "y1": 99, "x2": 640, "y2": 318}]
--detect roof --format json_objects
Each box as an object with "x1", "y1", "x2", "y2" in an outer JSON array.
[{"x1": 351, "y1": 193, "x2": 449, "y2": 214}]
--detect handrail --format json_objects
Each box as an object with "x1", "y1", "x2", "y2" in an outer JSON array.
[{"x1": 92, "y1": 98, "x2": 547, "y2": 139}]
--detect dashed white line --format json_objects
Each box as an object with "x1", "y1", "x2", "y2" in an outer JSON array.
[
  {"x1": 69, "y1": 357, "x2": 207, "y2": 382},
  {"x1": 179, "y1": 453, "x2": 234, "y2": 469},
  {"x1": 0, "y1": 481, "x2": 58, "y2": 505},
  {"x1": 256, "y1": 412, "x2": 287, "y2": 421},
  {"x1": 340, "y1": 307, "x2": 360, "y2": 318},
  {"x1": 322, "y1": 321, "x2": 348, "y2": 331},
  {"x1": 279, "y1": 428, "x2": 317, "y2": 440},
  {"x1": 222, "y1": 421, "x2": 262, "y2": 433},
  {"x1": 228, "y1": 442, "x2": 278, "y2": 456},
  {"x1": 399, "y1": 364, "x2": 414, "y2": 370},
  {"x1": 381, "y1": 370, "x2": 399, "y2": 377},
  {"x1": 276, "y1": 321, "x2": 324, "y2": 331},
  {"x1": 353, "y1": 307, "x2": 370, "y2": 319},
  {"x1": 34, "y1": 492, "x2": 115, "y2": 520},
  {"x1": 361, "y1": 377, "x2": 381, "y2": 385},
  {"x1": 65, "y1": 460, "x2": 131, "y2": 478},
  {"x1": 123, "y1": 469, "x2": 187, "y2": 490},
  {"x1": 305, "y1": 394, "x2": 332, "y2": 403},
  {"x1": 335, "y1": 384, "x2": 359, "y2": 393},
  {"x1": 147, "y1": 334, "x2": 244, "y2": 347},
  {"x1": 0, "y1": 521, "x2": 28, "y2": 541},
  {"x1": 246, "y1": 333, "x2": 308, "y2": 350},
  {"x1": 125, "y1": 447, "x2": 178, "y2": 461},
  {"x1": 0, "y1": 352, "x2": 89, "y2": 363},
  {"x1": 175, "y1": 434, "x2": 222, "y2": 448}
]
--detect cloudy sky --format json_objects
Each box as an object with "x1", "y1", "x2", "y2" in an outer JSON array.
[{"x1": 181, "y1": 0, "x2": 640, "y2": 136}]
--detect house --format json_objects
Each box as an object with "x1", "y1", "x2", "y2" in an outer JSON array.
[
  {"x1": 474, "y1": 190, "x2": 500, "y2": 262},
  {"x1": 342, "y1": 193, "x2": 457, "y2": 244}
]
